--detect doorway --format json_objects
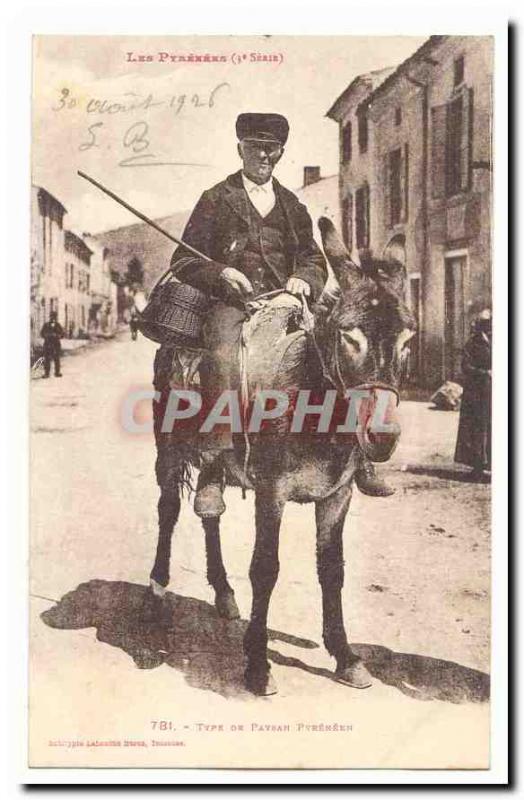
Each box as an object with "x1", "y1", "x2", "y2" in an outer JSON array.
[{"x1": 444, "y1": 255, "x2": 467, "y2": 380}]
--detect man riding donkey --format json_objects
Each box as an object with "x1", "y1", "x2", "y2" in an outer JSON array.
[{"x1": 170, "y1": 112, "x2": 394, "y2": 518}]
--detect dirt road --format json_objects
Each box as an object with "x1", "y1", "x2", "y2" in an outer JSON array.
[{"x1": 29, "y1": 332, "x2": 490, "y2": 769}]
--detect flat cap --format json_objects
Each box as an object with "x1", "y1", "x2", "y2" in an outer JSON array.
[{"x1": 236, "y1": 113, "x2": 289, "y2": 146}]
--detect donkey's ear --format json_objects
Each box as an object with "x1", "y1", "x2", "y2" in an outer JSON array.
[{"x1": 318, "y1": 217, "x2": 362, "y2": 288}]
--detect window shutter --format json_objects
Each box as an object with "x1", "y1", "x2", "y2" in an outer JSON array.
[
  {"x1": 431, "y1": 104, "x2": 447, "y2": 199},
  {"x1": 400, "y1": 144, "x2": 409, "y2": 222},
  {"x1": 383, "y1": 153, "x2": 391, "y2": 228},
  {"x1": 342, "y1": 192, "x2": 353, "y2": 250},
  {"x1": 460, "y1": 87, "x2": 473, "y2": 191},
  {"x1": 365, "y1": 183, "x2": 370, "y2": 247},
  {"x1": 342, "y1": 122, "x2": 352, "y2": 163}
]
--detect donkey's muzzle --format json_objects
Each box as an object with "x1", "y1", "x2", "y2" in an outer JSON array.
[{"x1": 356, "y1": 389, "x2": 401, "y2": 463}]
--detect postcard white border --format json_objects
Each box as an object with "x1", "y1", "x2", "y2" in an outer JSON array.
[{"x1": 3, "y1": 0, "x2": 510, "y2": 788}]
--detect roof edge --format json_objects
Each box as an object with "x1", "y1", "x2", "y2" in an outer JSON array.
[{"x1": 357, "y1": 35, "x2": 448, "y2": 112}]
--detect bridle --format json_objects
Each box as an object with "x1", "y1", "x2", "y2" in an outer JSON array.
[
  {"x1": 307, "y1": 296, "x2": 400, "y2": 407},
  {"x1": 332, "y1": 328, "x2": 400, "y2": 405}
]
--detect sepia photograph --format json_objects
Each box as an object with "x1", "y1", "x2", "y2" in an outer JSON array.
[{"x1": 24, "y1": 28, "x2": 504, "y2": 774}]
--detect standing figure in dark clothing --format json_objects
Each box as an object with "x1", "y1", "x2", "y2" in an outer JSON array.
[
  {"x1": 40, "y1": 311, "x2": 64, "y2": 378},
  {"x1": 455, "y1": 309, "x2": 492, "y2": 477},
  {"x1": 130, "y1": 311, "x2": 139, "y2": 341},
  {"x1": 170, "y1": 112, "x2": 394, "y2": 517}
]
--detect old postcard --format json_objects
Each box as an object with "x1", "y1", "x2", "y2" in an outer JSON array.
[{"x1": 29, "y1": 33, "x2": 496, "y2": 771}]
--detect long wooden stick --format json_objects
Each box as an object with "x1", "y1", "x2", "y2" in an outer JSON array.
[{"x1": 77, "y1": 170, "x2": 212, "y2": 263}]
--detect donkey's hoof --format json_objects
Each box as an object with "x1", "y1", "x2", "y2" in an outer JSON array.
[
  {"x1": 335, "y1": 660, "x2": 373, "y2": 689},
  {"x1": 215, "y1": 590, "x2": 240, "y2": 620},
  {"x1": 245, "y1": 668, "x2": 278, "y2": 696}
]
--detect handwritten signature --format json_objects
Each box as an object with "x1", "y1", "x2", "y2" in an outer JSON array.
[
  {"x1": 54, "y1": 82, "x2": 230, "y2": 168},
  {"x1": 79, "y1": 120, "x2": 211, "y2": 168}
]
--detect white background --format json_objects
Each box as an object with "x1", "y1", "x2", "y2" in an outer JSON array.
[{"x1": 2, "y1": 0, "x2": 511, "y2": 791}]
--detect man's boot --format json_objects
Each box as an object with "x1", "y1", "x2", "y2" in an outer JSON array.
[
  {"x1": 354, "y1": 457, "x2": 395, "y2": 497},
  {"x1": 194, "y1": 453, "x2": 226, "y2": 519}
]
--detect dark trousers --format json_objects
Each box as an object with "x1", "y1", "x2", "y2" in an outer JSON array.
[
  {"x1": 44, "y1": 348, "x2": 61, "y2": 377},
  {"x1": 199, "y1": 302, "x2": 247, "y2": 452}
]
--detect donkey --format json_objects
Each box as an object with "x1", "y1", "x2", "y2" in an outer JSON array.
[{"x1": 146, "y1": 216, "x2": 415, "y2": 695}]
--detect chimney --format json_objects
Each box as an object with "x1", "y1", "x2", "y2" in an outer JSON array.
[{"x1": 303, "y1": 166, "x2": 321, "y2": 187}]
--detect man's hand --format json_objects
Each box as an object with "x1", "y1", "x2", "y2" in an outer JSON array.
[
  {"x1": 286, "y1": 277, "x2": 311, "y2": 297},
  {"x1": 219, "y1": 267, "x2": 253, "y2": 298}
]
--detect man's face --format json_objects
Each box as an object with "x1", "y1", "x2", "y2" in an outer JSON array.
[{"x1": 238, "y1": 139, "x2": 283, "y2": 183}]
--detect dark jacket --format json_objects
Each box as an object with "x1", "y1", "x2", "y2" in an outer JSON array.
[
  {"x1": 170, "y1": 170, "x2": 327, "y2": 301},
  {"x1": 40, "y1": 321, "x2": 64, "y2": 353},
  {"x1": 454, "y1": 331, "x2": 491, "y2": 469}
]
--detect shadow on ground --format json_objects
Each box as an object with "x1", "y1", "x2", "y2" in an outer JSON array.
[
  {"x1": 41, "y1": 579, "x2": 489, "y2": 703},
  {"x1": 404, "y1": 465, "x2": 491, "y2": 484}
]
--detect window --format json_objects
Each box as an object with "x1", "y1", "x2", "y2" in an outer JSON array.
[
  {"x1": 342, "y1": 193, "x2": 353, "y2": 250},
  {"x1": 389, "y1": 148, "x2": 403, "y2": 225},
  {"x1": 446, "y1": 94, "x2": 464, "y2": 196},
  {"x1": 431, "y1": 87, "x2": 473, "y2": 199},
  {"x1": 342, "y1": 121, "x2": 352, "y2": 163},
  {"x1": 395, "y1": 107, "x2": 402, "y2": 126},
  {"x1": 358, "y1": 112, "x2": 368, "y2": 153},
  {"x1": 355, "y1": 184, "x2": 370, "y2": 249},
  {"x1": 453, "y1": 55, "x2": 465, "y2": 87},
  {"x1": 385, "y1": 145, "x2": 409, "y2": 227}
]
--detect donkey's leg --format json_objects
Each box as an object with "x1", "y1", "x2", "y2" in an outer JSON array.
[
  {"x1": 243, "y1": 488, "x2": 283, "y2": 695},
  {"x1": 202, "y1": 517, "x2": 240, "y2": 620},
  {"x1": 140, "y1": 484, "x2": 181, "y2": 624},
  {"x1": 315, "y1": 484, "x2": 372, "y2": 689},
  {"x1": 150, "y1": 485, "x2": 181, "y2": 590}
]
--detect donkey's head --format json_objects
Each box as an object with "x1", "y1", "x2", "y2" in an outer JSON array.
[{"x1": 316, "y1": 217, "x2": 416, "y2": 462}]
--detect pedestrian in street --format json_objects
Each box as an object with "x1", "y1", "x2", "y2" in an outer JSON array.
[
  {"x1": 129, "y1": 311, "x2": 139, "y2": 341},
  {"x1": 40, "y1": 311, "x2": 64, "y2": 378},
  {"x1": 454, "y1": 309, "x2": 492, "y2": 478}
]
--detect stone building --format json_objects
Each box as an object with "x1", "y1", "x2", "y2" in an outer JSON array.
[
  {"x1": 64, "y1": 230, "x2": 92, "y2": 338},
  {"x1": 83, "y1": 234, "x2": 117, "y2": 335},
  {"x1": 326, "y1": 67, "x2": 395, "y2": 253},
  {"x1": 31, "y1": 186, "x2": 67, "y2": 346},
  {"x1": 327, "y1": 36, "x2": 493, "y2": 387},
  {"x1": 31, "y1": 185, "x2": 120, "y2": 349}
]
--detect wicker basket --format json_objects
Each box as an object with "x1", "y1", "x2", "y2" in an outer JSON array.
[{"x1": 137, "y1": 273, "x2": 210, "y2": 346}]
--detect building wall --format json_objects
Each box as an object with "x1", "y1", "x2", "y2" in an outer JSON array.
[
  {"x1": 32, "y1": 185, "x2": 120, "y2": 347},
  {"x1": 370, "y1": 73, "x2": 428, "y2": 384},
  {"x1": 423, "y1": 36, "x2": 493, "y2": 386},
  {"x1": 31, "y1": 187, "x2": 66, "y2": 345},
  {"x1": 295, "y1": 173, "x2": 339, "y2": 291},
  {"x1": 337, "y1": 81, "x2": 376, "y2": 259},
  {"x1": 329, "y1": 36, "x2": 493, "y2": 389},
  {"x1": 64, "y1": 232, "x2": 92, "y2": 338},
  {"x1": 84, "y1": 235, "x2": 115, "y2": 334}
]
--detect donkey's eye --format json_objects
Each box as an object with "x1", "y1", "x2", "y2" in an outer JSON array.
[{"x1": 340, "y1": 327, "x2": 368, "y2": 360}]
